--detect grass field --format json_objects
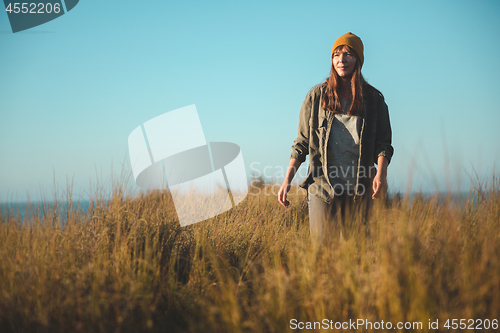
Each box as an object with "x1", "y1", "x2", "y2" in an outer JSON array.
[{"x1": 1, "y1": 177, "x2": 499, "y2": 332}]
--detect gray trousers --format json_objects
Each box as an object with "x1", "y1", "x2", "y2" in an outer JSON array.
[{"x1": 308, "y1": 191, "x2": 372, "y2": 245}]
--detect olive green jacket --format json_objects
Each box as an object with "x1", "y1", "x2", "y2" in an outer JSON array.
[{"x1": 290, "y1": 83, "x2": 394, "y2": 203}]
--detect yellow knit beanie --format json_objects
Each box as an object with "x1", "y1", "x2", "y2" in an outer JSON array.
[{"x1": 331, "y1": 32, "x2": 364, "y2": 68}]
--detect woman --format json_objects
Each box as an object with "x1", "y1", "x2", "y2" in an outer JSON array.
[{"x1": 277, "y1": 32, "x2": 394, "y2": 244}]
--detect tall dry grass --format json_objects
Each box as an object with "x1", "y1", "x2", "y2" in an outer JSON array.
[{"x1": 0, "y1": 176, "x2": 499, "y2": 332}]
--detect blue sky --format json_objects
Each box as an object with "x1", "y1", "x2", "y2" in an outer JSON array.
[{"x1": 1, "y1": 0, "x2": 499, "y2": 202}]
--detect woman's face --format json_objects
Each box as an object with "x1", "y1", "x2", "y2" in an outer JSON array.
[{"x1": 332, "y1": 46, "x2": 357, "y2": 77}]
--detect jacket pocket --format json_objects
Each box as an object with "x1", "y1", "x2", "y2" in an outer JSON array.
[
  {"x1": 309, "y1": 115, "x2": 327, "y2": 128},
  {"x1": 318, "y1": 116, "x2": 327, "y2": 128},
  {"x1": 316, "y1": 116, "x2": 328, "y2": 142}
]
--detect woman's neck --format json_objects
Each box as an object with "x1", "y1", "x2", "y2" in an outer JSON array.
[{"x1": 338, "y1": 78, "x2": 352, "y2": 100}]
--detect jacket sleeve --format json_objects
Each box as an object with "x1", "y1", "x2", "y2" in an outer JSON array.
[
  {"x1": 374, "y1": 95, "x2": 394, "y2": 164},
  {"x1": 290, "y1": 91, "x2": 313, "y2": 163}
]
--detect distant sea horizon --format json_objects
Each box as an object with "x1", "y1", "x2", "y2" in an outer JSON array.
[{"x1": 1, "y1": 190, "x2": 477, "y2": 224}]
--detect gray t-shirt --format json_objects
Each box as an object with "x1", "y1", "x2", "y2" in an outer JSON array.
[{"x1": 326, "y1": 99, "x2": 360, "y2": 194}]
